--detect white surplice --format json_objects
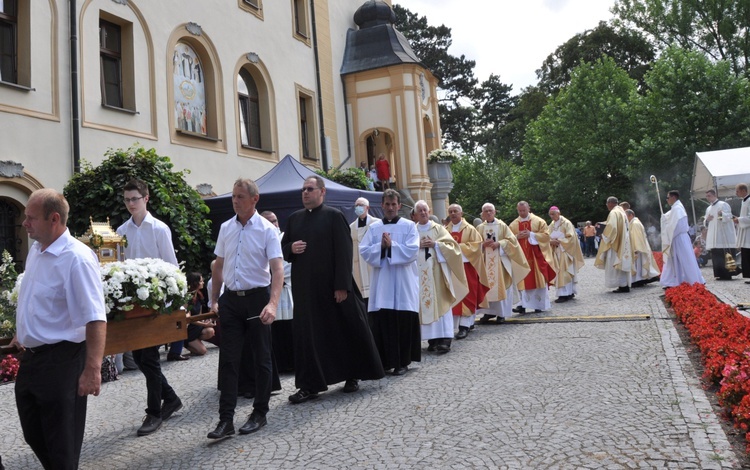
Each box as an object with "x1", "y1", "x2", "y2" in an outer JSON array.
[{"x1": 360, "y1": 218, "x2": 420, "y2": 313}]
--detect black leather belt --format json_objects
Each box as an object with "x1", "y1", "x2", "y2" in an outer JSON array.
[
  {"x1": 27, "y1": 342, "x2": 64, "y2": 354},
  {"x1": 225, "y1": 286, "x2": 268, "y2": 297}
]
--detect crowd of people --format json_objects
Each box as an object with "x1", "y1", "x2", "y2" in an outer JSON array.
[{"x1": 7, "y1": 175, "x2": 750, "y2": 469}]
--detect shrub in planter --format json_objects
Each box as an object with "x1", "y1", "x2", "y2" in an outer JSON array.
[{"x1": 64, "y1": 145, "x2": 214, "y2": 272}]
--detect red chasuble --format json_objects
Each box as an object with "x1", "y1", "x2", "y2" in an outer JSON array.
[
  {"x1": 517, "y1": 220, "x2": 556, "y2": 290},
  {"x1": 450, "y1": 230, "x2": 489, "y2": 316}
]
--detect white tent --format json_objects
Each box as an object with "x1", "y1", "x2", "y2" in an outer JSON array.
[{"x1": 692, "y1": 147, "x2": 750, "y2": 198}]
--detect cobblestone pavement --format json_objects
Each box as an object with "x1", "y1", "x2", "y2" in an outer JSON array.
[{"x1": 1, "y1": 260, "x2": 747, "y2": 469}]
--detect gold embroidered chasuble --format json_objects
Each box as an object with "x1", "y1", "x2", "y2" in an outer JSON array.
[
  {"x1": 547, "y1": 215, "x2": 585, "y2": 289},
  {"x1": 445, "y1": 220, "x2": 490, "y2": 312},
  {"x1": 416, "y1": 221, "x2": 469, "y2": 325},
  {"x1": 477, "y1": 220, "x2": 530, "y2": 302},
  {"x1": 629, "y1": 217, "x2": 660, "y2": 278},
  {"x1": 509, "y1": 213, "x2": 555, "y2": 291},
  {"x1": 594, "y1": 206, "x2": 633, "y2": 273}
]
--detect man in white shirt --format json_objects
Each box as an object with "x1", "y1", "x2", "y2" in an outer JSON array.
[
  {"x1": 704, "y1": 189, "x2": 738, "y2": 280},
  {"x1": 12, "y1": 189, "x2": 106, "y2": 469},
  {"x1": 116, "y1": 179, "x2": 183, "y2": 437},
  {"x1": 208, "y1": 178, "x2": 283, "y2": 438}
]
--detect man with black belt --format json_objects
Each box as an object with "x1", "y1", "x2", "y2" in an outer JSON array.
[
  {"x1": 207, "y1": 178, "x2": 283, "y2": 438},
  {"x1": 12, "y1": 188, "x2": 107, "y2": 469}
]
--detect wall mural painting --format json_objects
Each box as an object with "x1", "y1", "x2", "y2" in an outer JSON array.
[{"x1": 173, "y1": 43, "x2": 207, "y2": 135}]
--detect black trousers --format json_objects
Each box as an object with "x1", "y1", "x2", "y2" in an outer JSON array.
[
  {"x1": 133, "y1": 345, "x2": 179, "y2": 417},
  {"x1": 710, "y1": 248, "x2": 737, "y2": 279},
  {"x1": 217, "y1": 287, "x2": 273, "y2": 420},
  {"x1": 742, "y1": 247, "x2": 750, "y2": 278},
  {"x1": 15, "y1": 341, "x2": 87, "y2": 470},
  {"x1": 585, "y1": 237, "x2": 596, "y2": 257}
]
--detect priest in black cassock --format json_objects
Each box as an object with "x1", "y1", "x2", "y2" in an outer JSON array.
[{"x1": 282, "y1": 176, "x2": 385, "y2": 404}]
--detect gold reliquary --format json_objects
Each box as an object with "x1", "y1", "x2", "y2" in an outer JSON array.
[{"x1": 78, "y1": 217, "x2": 126, "y2": 264}]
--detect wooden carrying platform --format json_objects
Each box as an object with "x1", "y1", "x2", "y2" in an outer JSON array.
[{"x1": 103, "y1": 310, "x2": 188, "y2": 356}]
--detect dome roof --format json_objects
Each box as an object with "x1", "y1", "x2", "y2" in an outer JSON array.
[{"x1": 353, "y1": 0, "x2": 396, "y2": 29}]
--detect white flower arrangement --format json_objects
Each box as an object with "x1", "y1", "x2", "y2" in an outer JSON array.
[
  {"x1": 427, "y1": 148, "x2": 459, "y2": 163},
  {"x1": 101, "y1": 258, "x2": 189, "y2": 318}
]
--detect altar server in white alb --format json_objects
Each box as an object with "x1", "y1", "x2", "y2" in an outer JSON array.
[
  {"x1": 660, "y1": 190, "x2": 705, "y2": 287},
  {"x1": 704, "y1": 189, "x2": 738, "y2": 280},
  {"x1": 360, "y1": 189, "x2": 420, "y2": 376},
  {"x1": 413, "y1": 200, "x2": 468, "y2": 354},
  {"x1": 734, "y1": 183, "x2": 750, "y2": 284},
  {"x1": 547, "y1": 206, "x2": 585, "y2": 302},
  {"x1": 476, "y1": 203, "x2": 530, "y2": 323},
  {"x1": 350, "y1": 197, "x2": 378, "y2": 303},
  {"x1": 626, "y1": 209, "x2": 660, "y2": 287}
]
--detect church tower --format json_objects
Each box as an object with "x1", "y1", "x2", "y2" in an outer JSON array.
[{"x1": 341, "y1": 0, "x2": 444, "y2": 212}]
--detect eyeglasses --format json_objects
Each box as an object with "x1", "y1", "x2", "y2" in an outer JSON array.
[
  {"x1": 123, "y1": 197, "x2": 144, "y2": 203},
  {"x1": 301, "y1": 187, "x2": 318, "y2": 193}
]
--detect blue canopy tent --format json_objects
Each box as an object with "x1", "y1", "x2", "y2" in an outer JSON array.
[{"x1": 204, "y1": 155, "x2": 384, "y2": 238}]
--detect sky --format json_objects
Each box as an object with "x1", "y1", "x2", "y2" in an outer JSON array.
[{"x1": 396, "y1": 0, "x2": 617, "y2": 93}]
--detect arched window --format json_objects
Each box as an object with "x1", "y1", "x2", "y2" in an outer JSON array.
[
  {"x1": 238, "y1": 69, "x2": 261, "y2": 148},
  {"x1": 0, "y1": 198, "x2": 21, "y2": 267},
  {"x1": 173, "y1": 42, "x2": 207, "y2": 136}
]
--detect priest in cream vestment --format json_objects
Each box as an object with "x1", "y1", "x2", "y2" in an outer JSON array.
[
  {"x1": 547, "y1": 206, "x2": 585, "y2": 302},
  {"x1": 414, "y1": 201, "x2": 468, "y2": 354},
  {"x1": 350, "y1": 197, "x2": 378, "y2": 301},
  {"x1": 476, "y1": 203, "x2": 530, "y2": 323},
  {"x1": 509, "y1": 201, "x2": 556, "y2": 313},
  {"x1": 446, "y1": 204, "x2": 490, "y2": 340},
  {"x1": 625, "y1": 209, "x2": 660, "y2": 287},
  {"x1": 595, "y1": 196, "x2": 633, "y2": 293}
]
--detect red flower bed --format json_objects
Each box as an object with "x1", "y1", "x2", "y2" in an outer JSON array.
[
  {"x1": 665, "y1": 283, "x2": 750, "y2": 451},
  {"x1": 0, "y1": 355, "x2": 19, "y2": 383},
  {"x1": 653, "y1": 251, "x2": 664, "y2": 272}
]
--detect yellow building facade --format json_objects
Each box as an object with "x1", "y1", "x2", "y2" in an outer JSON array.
[{"x1": 0, "y1": 0, "x2": 444, "y2": 267}]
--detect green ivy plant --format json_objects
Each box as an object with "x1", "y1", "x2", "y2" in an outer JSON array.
[
  {"x1": 315, "y1": 167, "x2": 369, "y2": 190},
  {"x1": 63, "y1": 145, "x2": 215, "y2": 273}
]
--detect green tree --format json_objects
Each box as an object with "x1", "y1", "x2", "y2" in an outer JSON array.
[
  {"x1": 613, "y1": 0, "x2": 750, "y2": 77},
  {"x1": 537, "y1": 21, "x2": 656, "y2": 94},
  {"x1": 496, "y1": 86, "x2": 548, "y2": 165},
  {"x1": 63, "y1": 145, "x2": 215, "y2": 273},
  {"x1": 521, "y1": 57, "x2": 639, "y2": 222},
  {"x1": 628, "y1": 46, "x2": 750, "y2": 199},
  {"x1": 449, "y1": 153, "x2": 520, "y2": 221},
  {"x1": 472, "y1": 74, "x2": 519, "y2": 158}
]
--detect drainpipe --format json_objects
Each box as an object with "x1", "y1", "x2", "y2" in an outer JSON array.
[
  {"x1": 336, "y1": 78, "x2": 353, "y2": 170},
  {"x1": 309, "y1": 0, "x2": 328, "y2": 171},
  {"x1": 69, "y1": 0, "x2": 81, "y2": 173}
]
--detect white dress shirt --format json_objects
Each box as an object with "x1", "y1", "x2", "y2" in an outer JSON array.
[
  {"x1": 16, "y1": 230, "x2": 106, "y2": 348},
  {"x1": 116, "y1": 211, "x2": 178, "y2": 265},
  {"x1": 214, "y1": 211, "x2": 283, "y2": 290}
]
